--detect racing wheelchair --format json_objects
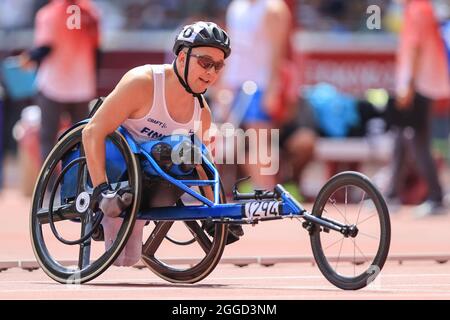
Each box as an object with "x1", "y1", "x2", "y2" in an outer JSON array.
[{"x1": 30, "y1": 99, "x2": 391, "y2": 290}]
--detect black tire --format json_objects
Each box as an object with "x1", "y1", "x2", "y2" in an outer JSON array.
[
  {"x1": 141, "y1": 163, "x2": 228, "y2": 284},
  {"x1": 30, "y1": 124, "x2": 141, "y2": 284},
  {"x1": 310, "y1": 171, "x2": 391, "y2": 290}
]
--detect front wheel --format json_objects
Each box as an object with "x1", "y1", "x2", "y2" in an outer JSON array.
[{"x1": 310, "y1": 171, "x2": 391, "y2": 290}]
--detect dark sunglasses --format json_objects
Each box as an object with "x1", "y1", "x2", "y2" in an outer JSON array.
[{"x1": 190, "y1": 54, "x2": 225, "y2": 72}]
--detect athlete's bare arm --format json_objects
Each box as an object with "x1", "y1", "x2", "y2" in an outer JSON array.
[{"x1": 82, "y1": 66, "x2": 153, "y2": 187}]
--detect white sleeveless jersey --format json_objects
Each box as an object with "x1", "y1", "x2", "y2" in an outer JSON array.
[
  {"x1": 222, "y1": 0, "x2": 272, "y2": 89},
  {"x1": 122, "y1": 64, "x2": 201, "y2": 143}
]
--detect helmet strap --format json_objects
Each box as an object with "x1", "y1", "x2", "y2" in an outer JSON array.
[{"x1": 173, "y1": 47, "x2": 206, "y2": 109}]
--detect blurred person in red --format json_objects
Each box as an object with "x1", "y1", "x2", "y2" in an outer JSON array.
[
  {"x1": 386, "y1": 0, "x2": 450, "y2": 217},
  {"x1": 19, "y1": 0, "x2": 101, "y2": 162},
  {"x1": 220, "y1": 0, "x2": 316, "y2": 192}
]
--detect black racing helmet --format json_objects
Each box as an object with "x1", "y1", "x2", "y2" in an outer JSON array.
[{"x1": 173, "y1": 21, "x2": 231, "y2": 59}]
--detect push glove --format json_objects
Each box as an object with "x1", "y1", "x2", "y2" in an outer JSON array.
[{"x1": 92, "y1": 182, "x2": 133, "y2": 218}]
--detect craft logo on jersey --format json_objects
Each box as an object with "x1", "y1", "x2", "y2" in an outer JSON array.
[{"x1": 147, "y1": 117, "x2": 167, "y2": 129}]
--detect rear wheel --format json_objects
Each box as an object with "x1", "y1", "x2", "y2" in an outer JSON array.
[{"x1": 30, "y1": 124, "x2": 141, "y2": 284}]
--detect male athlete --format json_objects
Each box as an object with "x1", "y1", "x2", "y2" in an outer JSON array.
[{"x1": 82, "y1": 22, "x2": 243, "y2": 266}]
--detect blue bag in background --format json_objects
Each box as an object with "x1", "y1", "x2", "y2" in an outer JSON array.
[
  {"x1": 0, "y1": 56, "x2": 37, "y2": 101},
  {"x1": 304, "y1": 82, "x2": 360, "y2": 138}
]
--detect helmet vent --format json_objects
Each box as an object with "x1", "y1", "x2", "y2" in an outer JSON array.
[
  {"x1": 212, "y1": 27, "x2": 221, "y2": 41},
  {"x1": 199, "y1": 28, "x2": 210, "y2": 40}
]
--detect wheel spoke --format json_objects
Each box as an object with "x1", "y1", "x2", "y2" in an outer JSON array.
[
  {"x1": 355, "y1": 190, "x2": 366, "y2": 225},
  {"x1": 78, "y1": 213, "x2": 93, "y2": 270},
  {"x1": 335, "y1": 237, "x2": 345, "y2": 272},
  {"x1": 75, "y1": 145, "x2": 86, "y2": 195},
  {"x1": 358, "y1": 231, "x2": 379, "y2": 241},
  {"x1": 356, "y1": 212, "x2": 377, "y2": 226},
  {"x1": 36, "y1": 204, "x2": 81, "y2": 224},
  {"x1": 324, "y1": 236, "x2": 345, "y2": 250},
  {"x1": 142, "y1": 221, "x2": 174, "y2": 257},
  {"x1": 351, "y1": 238, "x2": 370, "y2": 263},
  {"x1": 328, "y1": 197, "x2": 350, "y2": 225},
  {"x1": 184, "y1": 221, "x2": 212, "y2": 253}
]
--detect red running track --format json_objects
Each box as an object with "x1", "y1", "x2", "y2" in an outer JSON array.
[{"x1": 1, "y1": 188, "x2": 449, "y2": 299}]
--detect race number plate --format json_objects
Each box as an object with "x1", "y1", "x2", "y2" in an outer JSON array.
[{"x1": 243, "y1": 201, "x2": 282, "y2": 218}]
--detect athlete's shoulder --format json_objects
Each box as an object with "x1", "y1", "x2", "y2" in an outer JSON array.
[
  {"x1": 116, "y1": 65, "x2": 153, "y2": 95},
  {"x1": 122, "y1": 65, "x2": 153, "y2": 85},
  {"x1": 108, "y1": 65, "x2": 154, "y2": 113}
]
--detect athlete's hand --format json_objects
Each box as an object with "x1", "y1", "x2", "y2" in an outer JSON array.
[
  {"x1": 92, "y1": 183, "x2": 133, "y2": 218},
  {"x1": 17, "y1": 53, "x2": 37, "y2": 71}
]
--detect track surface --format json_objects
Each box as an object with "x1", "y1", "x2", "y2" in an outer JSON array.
[{"x1": 1, "y1": 189, "x2": 449, "y2": 300}]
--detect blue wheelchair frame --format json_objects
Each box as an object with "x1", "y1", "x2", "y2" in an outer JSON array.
[
  {"x1": 56, "y1": 120, "x2": 349, "y2": 234},
  {"x1": 109, "y1": 125, "x2": 347, "y2": 234}
]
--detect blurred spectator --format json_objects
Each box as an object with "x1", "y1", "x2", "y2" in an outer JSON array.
[
  {"x1": 219, "y1": 0, "x2": 292, "y2": 190},
  {"x1": 275, "y1": 36, "x2": 317, "y2": 195},
  {"x1": 278, "y1": 95, "x2": 316, "y2": 196},
  {"x1": 19, "y1": 0, "x2": 101, "y2": 162},
  {"x1": 386, "y1": 0, "x2": 450, "y2": 217},
  {"x1": 218, "y1": 0, "x2": 317, "y2": 194}
]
